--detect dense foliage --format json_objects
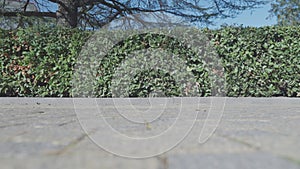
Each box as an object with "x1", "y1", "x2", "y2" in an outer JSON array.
[
  {"x1": 72, "y1": 29, "x2": 222, "y2": 98},
  {"x1": 0, "y1": 26, "x2": 299, "y2": 97},
  {"x1": 0, "y1": 27, "x2": 90, "y2": 96},
  {"x1": 206, "y1": 26, "x2": 300, "y2": 96}
]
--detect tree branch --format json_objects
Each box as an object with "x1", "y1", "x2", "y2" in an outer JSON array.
[{"x1": 48, "y1": 0, "x2": 70, "y2": 12}]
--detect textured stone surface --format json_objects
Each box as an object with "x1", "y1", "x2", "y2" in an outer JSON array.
[{"x1": 0, "y1": 98, "x2": 300, "y2": 169}]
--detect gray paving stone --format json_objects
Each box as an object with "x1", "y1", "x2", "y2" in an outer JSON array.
[
  {"x1": 168, "y1": 152, "x2": 300, "y2": 169},
  {"x1": 0, "y1": 98, "x2": 299, "y2": 169}
]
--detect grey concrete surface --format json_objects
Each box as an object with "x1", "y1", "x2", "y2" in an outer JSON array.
[{"x1": 0, "y1": 98, "x2": 300, "y2": 169}]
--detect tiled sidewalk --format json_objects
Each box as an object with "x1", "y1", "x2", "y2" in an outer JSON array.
[{"x1": 0, "y1": 98, "x2": 299, "y2": 169}]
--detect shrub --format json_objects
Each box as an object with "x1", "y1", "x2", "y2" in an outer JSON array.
[
  {"x1": 0, "y1": 27, "x2": 90, "y2": 96},
  {"x1": 206, "y1": 26, "x2": 300, "y2": 96},
  {"x1": 0, "y1": 26, "x2": 299, "y2": 97}
]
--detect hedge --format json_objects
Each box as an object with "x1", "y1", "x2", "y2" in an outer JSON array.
[
  {"x1": 0, "y1": 27, "x2": 90, "y2": 96},
  {"x1": 206, "y1": 26, "x2": 300, "y2": 97},
  {"x1": 0, "y1": 26, "x2": 299, "y2": 97}
]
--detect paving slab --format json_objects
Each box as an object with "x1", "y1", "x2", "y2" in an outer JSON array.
[{"x1": 0, "y1": 98, "x2": 300, "y2": 169}]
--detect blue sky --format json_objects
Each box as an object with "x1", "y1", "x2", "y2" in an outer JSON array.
[
  {"x1": 213, "y1": 3, "x2": 277, "y2": 28},
  {"x1": 41, "y1": 1, "x2": 278, "y2": 28}
]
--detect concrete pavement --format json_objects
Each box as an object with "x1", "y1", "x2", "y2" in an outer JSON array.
[{"x1": 0, "y1": 98, "x2": 300, "y2": 169}]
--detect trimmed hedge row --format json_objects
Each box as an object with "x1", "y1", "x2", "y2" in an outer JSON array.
[
  {"x1": 0, "y1": 27, "x2": 90, "y2": 96},
  {"x1": 205, "y1": 26, "x2": 300, "y2": 96},
  {"x1": 0, "y1": 26, "x2": 299, "y2": 97},
  {"x1": 72, "y1": 29, "x2": 222, "y2": 97}
]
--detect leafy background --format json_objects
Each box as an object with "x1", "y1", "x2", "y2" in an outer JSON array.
[{"x1": 0, "y1": 26, "x2": 299, "y2": 97}]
